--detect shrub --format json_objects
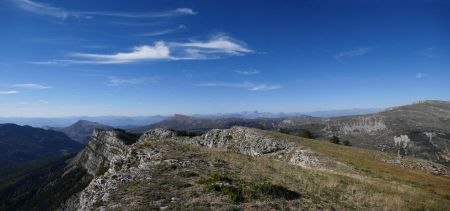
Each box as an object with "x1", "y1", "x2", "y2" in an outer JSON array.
[
  {"x1": 248, "y1": 182, "x2": 300, "y2": 200},
  {"x1": 175, "y1": 130, "x2": 199, "y2": 137},
  {"x1": 200, "y1": 174, "x2": 300, "y2": 203},
  {"x1": 300, "y1": 130, "x2": 315, "y2": 139},
  {"x1": 342, "y1": 140, "x2": 351, "y2": 146},
  {"x1": 177, "y1": 171, "x2": 199, "y2": 178},
  {"x1": 278, "y1": 128, "x2": 290, "y2": 134},
  {"x1": 329, "y1": 136, "x2": 340, "y2": 144}
]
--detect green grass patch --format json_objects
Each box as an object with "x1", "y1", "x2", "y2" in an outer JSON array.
[{"x1": 199, "y1": 173, "x2": 300, "y2": 203}]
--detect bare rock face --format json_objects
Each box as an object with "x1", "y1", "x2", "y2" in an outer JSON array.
[
  {"x1": 323, "y1": 116, "x2": 388, "y2": 136},
  {"x1": 70, "y1": 129, "x2": 129, "y2": 176},
  {"x1": 139, "y1": 127, "x2": 331, "y2": 170},
  {"x1": 195, "y1": 127, "x2": 294, "y2": 155},
  {"x1": 77, "y1": 145, "x2": 164, "y2": 210},
  {"x1": 139, "y1": 128, "x2": 177, "y2": 140}
]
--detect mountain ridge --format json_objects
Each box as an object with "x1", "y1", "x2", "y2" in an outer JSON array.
[
  {"x1": 3, "y1": 126, "x2": 448, "y2": 210},
  {"x1": 60, "y1": 120, "x2": 113, "y2": 144}
]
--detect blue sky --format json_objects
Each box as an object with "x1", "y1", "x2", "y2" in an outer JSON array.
[{"x1": 0, "y1": 0, "x2": 449, "y2": 117}]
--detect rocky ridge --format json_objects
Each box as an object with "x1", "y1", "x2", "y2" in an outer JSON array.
[
  {"x1": 74, "y1": 127, "x2": 333, "y2": 210},
  {"x1": 143, "y1": 127, "x2": 332, "y2": 170},
  {"x1": 66, "y1": 126, "x2": 449, "y2": 210}
]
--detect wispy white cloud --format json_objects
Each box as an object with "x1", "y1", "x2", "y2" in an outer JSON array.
[
  {"x1": 36, "y1": 35, "x2": 253, "y2": 64},
  {"x1": 415, "y1": 72, "x2": 426, "y2": 79},
  {"x1": 138, "y1": 25, "x2": 186, "y2": 37},
  {"x1": 173, "y1": 35, "x2": 253, "y2": 55},
  {"x1": 106, "y1": 76, "x2": 147, "y2": 86},
  {"x1": 335, "y1": 48, "x2": 371, "y2": 61},
  {"x1": 71, "y1": 42, "x2": 172, "y2": 64},
  {"x1": 0, "y1": 90, "x2": 19, "y2": 95},
  {"x1": 29, "y1": 60, "x2": 77, "y2": 65},
  {"x1": 12, "y1": 0, "x2": 74, "y2": 19},
  {"x1": 12, "y1": 0, "x2": 196, "y2": 20},
  {"x1": 197, "y1": 82, "x2": 280, "y2": 91},
  {"x1": 78, "y1": 8, "x2": 196, "y2": 18},
  {"x1": 12, "y1": 83, "x2": 52, "y2": 89},
  {"x1": 235, "y1": 70, "x2": 260, "y2": 75}
]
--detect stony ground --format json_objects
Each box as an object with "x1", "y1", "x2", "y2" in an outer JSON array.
[{"x1": 71, "y1": 127, "x2": 450, "y2": 210}]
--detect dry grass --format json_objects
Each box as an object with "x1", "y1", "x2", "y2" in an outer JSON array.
[
  {"x1": 249, "y1": 130, "x2": 450, "y2": 210},
  {"x1": 104, "y1": 135, "x2": 450, "y2": 210}
]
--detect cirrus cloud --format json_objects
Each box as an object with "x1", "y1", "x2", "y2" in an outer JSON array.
[
  {"x1": 37, "y1": 35, "x2": 253, "y2": 64},
  {"x1": 335, "y1": 48, "x2": 371, "y2": 62},
  {"x1": 12, "y1": 0, "x2": 197, "y2": 20},
  {"x1": 0, "y1": 90, "x2": 19, "y2": 95},
  {"x1": 12, "y1": 83, "x2": 52, "y2": 89},
  {"x1": 197, "y1": 82, "x2": 280, "y2": 91},
  {"x1": 235, "y1": 70, "x2": 260, "y2": 75}
]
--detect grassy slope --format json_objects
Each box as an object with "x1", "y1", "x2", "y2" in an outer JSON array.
[
  {"x1": 101, "y1": 131, "x2": 449, "y2": 210},
  {"x1": 264, "y1": 131, "x2": 450, "y2": 210}
]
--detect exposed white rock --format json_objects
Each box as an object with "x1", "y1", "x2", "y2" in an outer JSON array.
[
  {"x1": 325, "y1": 116, "x2": 387, "y2": 135},
  {"x1": 394, "y1": 135, "x2": 410, "y2": 149},
  {"x1": 70, "y1": 129, "x2": 128, "y2": 176},
  {"x1": 139, "y1": 128, "x2": 177, "y2": 140},
  {"x1": 424, "y1": 132, "x2": 434, "y2": 141}
]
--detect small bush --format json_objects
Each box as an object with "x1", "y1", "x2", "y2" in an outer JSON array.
[
  {"x1": 218, "y1": 185, "x2": 244, "y2": 203},
  {"x1": 177, "y1": 171, "x2": 199, "y2": 178},
  {"x1": 299, "y1": 130, "x2": 315, "y2": 139},
  {"x1": 329, "y1": 135, "x2": 340, "y2": 144},
  {"x1": 175, "y1": 130, "x2": 199, "y2": 137},
  {"x1": 198, "y1": 174, "x2": 233, "y2": 185},
  {"x1": 248, "y1": 182, "x2": 300, "y2": 200},
  {"x1": 200, "y1": 174, "x2": 300, "y2": 203},
  {"x1": 97, "y1": 165, "x2": 110, "y2": 176},
  {"x1": 278, "y1": 128, "x2": 290, "y2": 134},
  {"x1": 342, "y1": 140, "x2": 351, "y2": 146}
]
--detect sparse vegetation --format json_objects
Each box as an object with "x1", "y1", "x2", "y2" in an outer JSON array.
[
  {"x1": 174, "y1": 130, "x2": 200, "y2": 137},
  {"x1": 342, "y1": 140, "x2": 351, "y2": 146},
  {"x1": 299, "y1": 129, "x2": 315, "y2": 139},
  {"x1": 115, "y1": 130, "x2": 139, "y2": 145},
  {"x1": 329, "y1": 135, "x2": 340, "y2": 144},
  {"x1": 97, "y1": 164, "x2": 110, "y2": 176},
  {"x1": 278, "y1": 128, "x2": 290, "y2": 134},
  {"x1": 199, "y1": 173, "x2": 299, "y2": 203}
]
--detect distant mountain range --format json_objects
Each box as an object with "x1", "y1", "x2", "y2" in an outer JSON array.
[
  {"x1": 0, "y1": 115, "x2": 167, "y2": 128},
  {"x1": 193, "y1": 108, "x2": 382, "y2": 119},
  {"x1": 0, "y1": 108, "x2": 382, "y2": 128},
  {"x1": 127, "y1": 114, "x2": 321, "y2": 134}
]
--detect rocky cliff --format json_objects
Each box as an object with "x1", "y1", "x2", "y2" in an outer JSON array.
[
  {"x1": 140, "y1": 127, "x2": 333, "y2": 170},
  {"x1": 69, "y1": 129, "x2": 138, "y2": 176},
  {"x1": 67, "y1": 126, "x2": 449, "y2": 210}
]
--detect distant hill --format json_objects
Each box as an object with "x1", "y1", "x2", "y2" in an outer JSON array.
[
  {"x1": 0, "y1": 124, "x2": 83, "y2": 173},
  {"x1": 128, "y1": 114, "x2": 304, "y2": 134},
  {"x1": 0, "y1": 115, "x2": 168, "y2": 128},
  {"x1": 302, "y1": 100, "x2": 450, "y2": 164},
  {"x1": 0, "y1": 108, "x2": 384, "y2": 128},
  {"x1": 60, "y1": 120, "x2": 113, "y2": 144}
]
